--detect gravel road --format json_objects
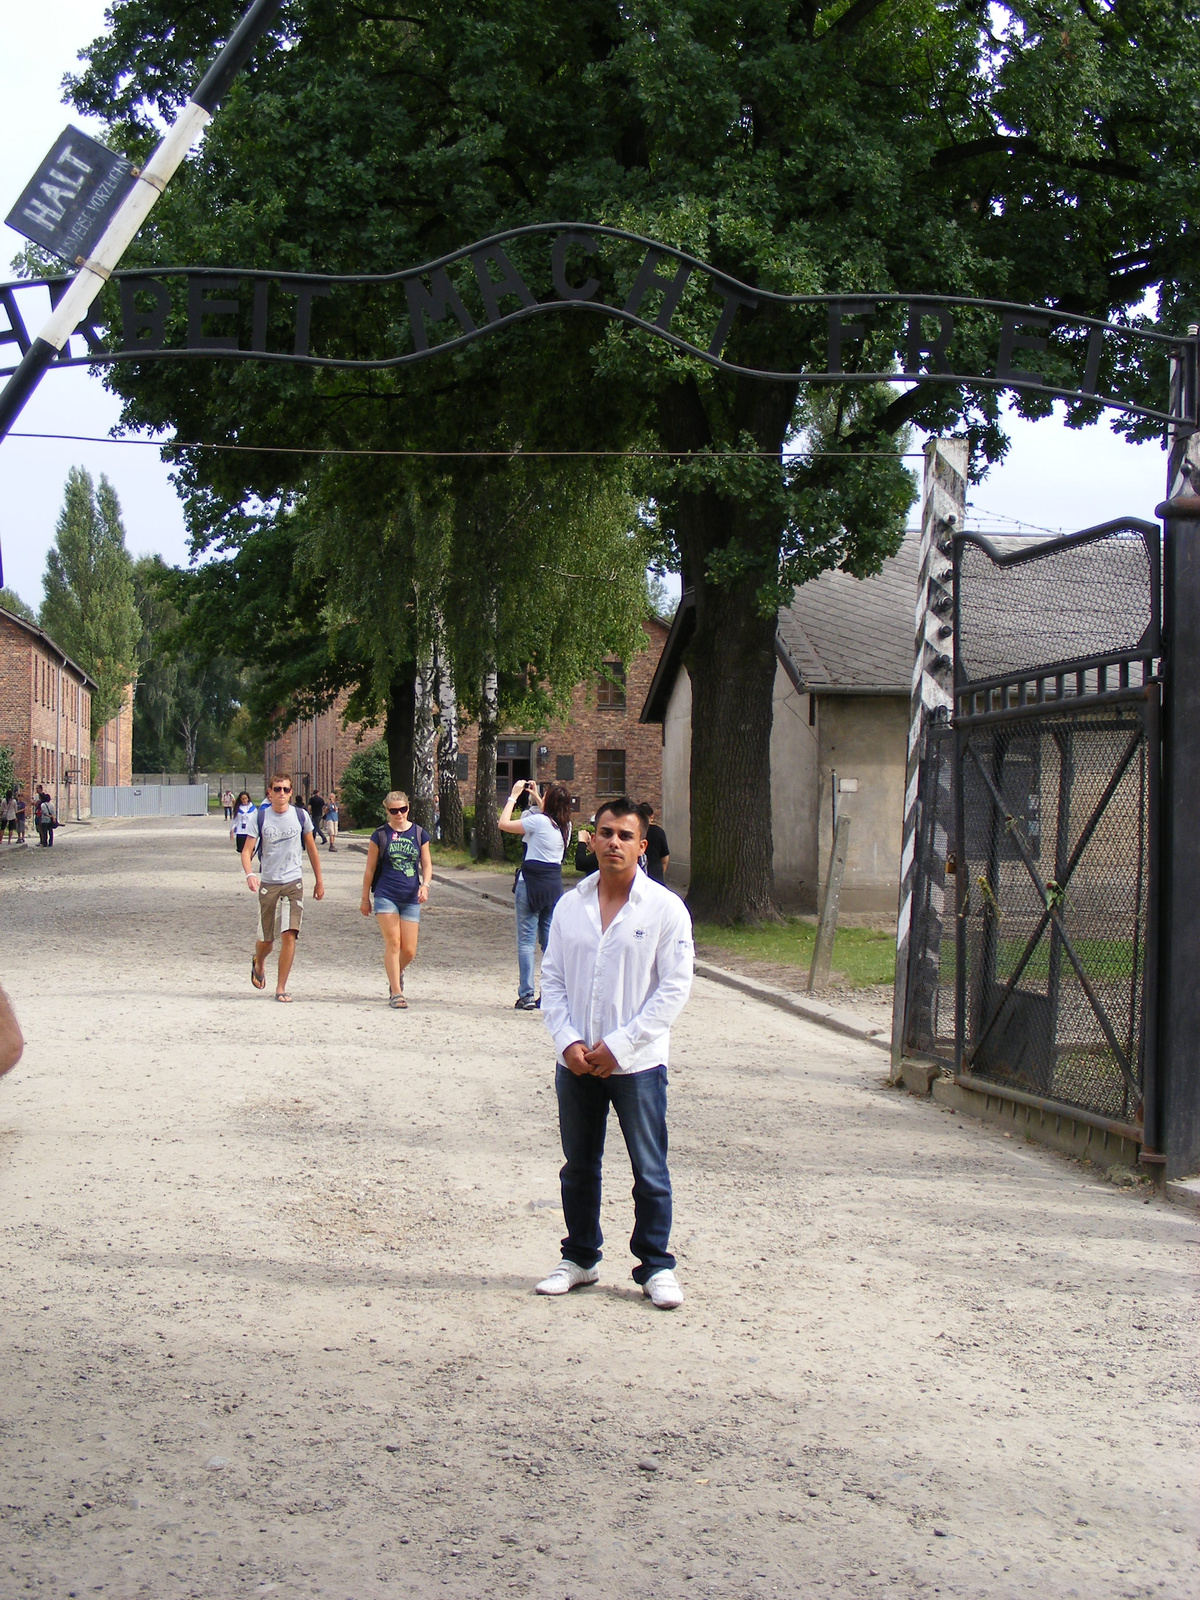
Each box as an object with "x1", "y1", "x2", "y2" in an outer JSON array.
[{"x1": 0, "y1": 817, "x2": 1195, "y2": 1600}]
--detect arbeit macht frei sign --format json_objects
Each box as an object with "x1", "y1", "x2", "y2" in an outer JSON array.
[{"x1": 0, "y1": 224, "x2": 1186, "y2": 425}]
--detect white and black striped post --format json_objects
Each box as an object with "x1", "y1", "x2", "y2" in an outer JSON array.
[
  {"x1": 890, "y1": 436, "x2": 968, "y2": 1079},
  {"x1": 0, "y1": 0, "x2": 283, "y2": 452}
]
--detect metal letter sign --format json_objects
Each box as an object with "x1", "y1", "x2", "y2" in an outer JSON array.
[
  {"x1": 0, "y1": 222, "x2": 1190, "y2": 425},
  {"x1": 6, "y1": 127, "x2": 137, "y2": 268}
]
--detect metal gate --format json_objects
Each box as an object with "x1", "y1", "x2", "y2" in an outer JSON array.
[{"x1": 902, "y1": 518, "x2": 1161, "y2": 1142}]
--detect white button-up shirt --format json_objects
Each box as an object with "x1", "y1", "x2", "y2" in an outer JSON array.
[{"x1": 540, "y1": 870, "x2": 695, "y2": 1074}]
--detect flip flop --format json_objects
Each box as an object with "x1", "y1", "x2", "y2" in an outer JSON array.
[
  {"x1": 275, "y1": 992, "x2": 293, "y2": 1003},
  {"x1": 250, "y1": 959, "x2": 265, "y2": 990}
]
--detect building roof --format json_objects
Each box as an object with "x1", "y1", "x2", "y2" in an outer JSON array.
[
  {"x1": 775, "y1": 529, "x2": 919, "y2": 695},
  {"x1": 640, "y1": 530, "x2": 920, "y2": 724},
  {"x1": 0, "y1": 604, "x2": 99, "y2": 690}
]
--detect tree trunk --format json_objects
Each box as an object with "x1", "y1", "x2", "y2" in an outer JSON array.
[
  {"x1": 411, "y1": 647, "x2": 437, "y2": 835},
  {"x1": 434, "y1": 640, "x2": 464, "y2": 849},
  {"x1": 384, "y1": 665, "x2": 416, "y2": 795},
  {"x1": 685, "y1": 574, "x2": 780, "y2": 922},
  {"x1": 657, "y1": 373, "x2": 797, "y2": 923},
  {"x1": 180, "y1": 715, "x2": 200, "y2": 784},
  {"x1": 473, "y1": 661, "x2": 503, "y2": 860}
]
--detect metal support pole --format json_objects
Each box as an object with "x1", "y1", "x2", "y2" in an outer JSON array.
[
  {"x1": 1155, "y1": 327, "x2": 1200, "y2": 1177},
  {"x1": 0, "y1": 0, "x2": 282, "y2": 453},
  {"x1": 891, "y1": 437, "x2": 967, "y2": 1077}
]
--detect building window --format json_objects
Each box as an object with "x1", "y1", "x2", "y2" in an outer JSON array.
[
  {"x1": 597, "y1": 661, "x2": 626, "y2": 710},
  {"x1": 556, "y1": 754, "x2": 575, "y2": 781},
  {"x1": 456, "y1": 752, "x2": 469, "y2": 783},
  {"x1": 596, "y1": 749, "x2": 626, "y2": 794}
]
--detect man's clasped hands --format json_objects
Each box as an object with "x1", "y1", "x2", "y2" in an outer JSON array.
[{"x1": 562, "y1": 1040, "x2": 621, "y2": 1079}]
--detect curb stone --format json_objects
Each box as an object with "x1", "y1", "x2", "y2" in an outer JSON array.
[{"x1": 692, "y1": 962, "x2": 890, "y2": 1051}]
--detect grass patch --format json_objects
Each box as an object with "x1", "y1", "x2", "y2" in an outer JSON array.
[
  {"x1": 429, "y1": 843, "x2": 515, "y2": 874},
  {"x1": 996, "y1": 936, "x2": 1136, "y2": 983},
  {"x1": 693, "y1": 918, "x2": 897, "y2": 988}
]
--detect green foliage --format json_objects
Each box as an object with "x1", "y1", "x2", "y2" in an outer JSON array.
[
  {"x1": 69, "y1": 0, "x2": 1200, "y2": 912},
  {"x1": 337, "y1": 738, "x2": 391, "y2": 829},
  {"x1": 0, "y1": 587, "x2": 36, "y2": 623},
  {"x1": 132, "y1": 555, "x2": 257, "y2": 774},
  {"x1": 0, "y1": 746, "x2": 14, "y2": 796},
  {"x1": 39, "y1": 468, "x2": 141, "y2": 737}
]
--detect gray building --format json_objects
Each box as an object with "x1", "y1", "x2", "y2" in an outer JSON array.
[{"x1": 641, "y1": 532, "x2": 919, "y2": 915}]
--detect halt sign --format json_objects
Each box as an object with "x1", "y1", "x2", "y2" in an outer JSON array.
[{"x1": 5, "y1": 126, "x2": 137, "y2": 267}]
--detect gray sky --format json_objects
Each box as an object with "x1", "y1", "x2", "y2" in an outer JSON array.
[{"x1": 0, "y1": 2, "x2": 1171, "y2": 611}]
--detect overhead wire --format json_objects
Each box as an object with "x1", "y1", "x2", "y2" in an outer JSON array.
[{"x1": 8, "y1": 431, "x2": 928, "y2": 460}]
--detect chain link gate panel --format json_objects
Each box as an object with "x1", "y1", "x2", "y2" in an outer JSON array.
[{"x1": 949, "y1": 521, "x2": 1161, "y2": 1137}]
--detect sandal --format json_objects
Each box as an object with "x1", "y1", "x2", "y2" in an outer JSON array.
[
  {"x1": 275, "y1": 992, "x2": 293, "y2": 1004},
  {"x1": 250, "y1": 959, "x2": 265, "y2": 990},
  {"x1": 389, "y1": 993, "x2": 408, "y2": 1009}
]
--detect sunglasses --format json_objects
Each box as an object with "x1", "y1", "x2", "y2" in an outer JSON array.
[
  {"x1": 387, "y1": 805, "x2": 409, "y2": 815},
  {"x1": 271, "y1": 785, "x2": 292, "y2": 793}
]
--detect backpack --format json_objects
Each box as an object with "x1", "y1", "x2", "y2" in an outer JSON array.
[{"x1": 255, "y1": 801, "x2": 309, "y2": 863}]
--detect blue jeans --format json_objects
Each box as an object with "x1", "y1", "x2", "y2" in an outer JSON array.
[
  {"x1": 515, "y1": 876, "x2": 554, "y2": 1001},
  {"x1": 555, "y1": 1062, "x2": 674, "y2": 1284}
]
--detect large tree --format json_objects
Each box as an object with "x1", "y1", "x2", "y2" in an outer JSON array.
[
  {"x1": 132, "y1": 555, "x2": 255, "y2": 775},
  {"x1": 40, "y1": 468, "x2": 142, "y2": 736},
  {"x1": 72, "y1": 0, "x2": 1200, "y2": 917}
]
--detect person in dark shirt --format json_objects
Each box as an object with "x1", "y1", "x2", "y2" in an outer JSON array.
[
  {"x1": 637, "y1": 803, "x2": 671, "y2": 883},
  {"x1": 308, "y1": 790, "x2": 328, "y2": 846},
  {"x1": 360, "y1": 790, "x2": 432, "y2": 1009},
  {"x1": 574, "y1": 815, "x2": 599, "y2": 877}
]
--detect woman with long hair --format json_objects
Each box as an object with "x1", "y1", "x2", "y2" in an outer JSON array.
[
  {"x1": 499, "y1": 779, "x2": 572, "y2": 1010},
  {"x1": 360, "y1": 790, "x2": 432, "y2": 1009}
]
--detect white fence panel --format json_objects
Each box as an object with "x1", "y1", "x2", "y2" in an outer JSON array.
[{"x1": 91, "y1": 784, "x2": 209, "y2": 817}]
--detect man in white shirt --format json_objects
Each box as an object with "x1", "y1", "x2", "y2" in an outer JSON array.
[{"x1": 537, "y1": 795, "x2": 694, "y2": 1309}]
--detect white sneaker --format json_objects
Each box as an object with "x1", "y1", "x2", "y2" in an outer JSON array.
[
  {"x1": 642, "y1": 1268, "x2": 684, "y2": 1309},
  {"x1": 535, "y1": 1261, "x2": 599, "y2": 1296}
]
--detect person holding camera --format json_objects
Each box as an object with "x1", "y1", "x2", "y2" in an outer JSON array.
[{"x1": 499, "y1": 779, "x2": 573, "y2": 1011}]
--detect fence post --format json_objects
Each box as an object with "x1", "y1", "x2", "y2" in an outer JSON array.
[
  {"x1": 808, "y1": 815, "x2": 851, "y2": 993},
  {"x1": 1155, "y1": 328, "x2": 1200, "y2": 1177},
  {"x1": 890, "y1": 437, "x2": 968, "y2": 1080}
]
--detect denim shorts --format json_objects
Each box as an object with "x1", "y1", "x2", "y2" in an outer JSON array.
[{"x1": 374, "y1": 896, "x2": 421, "y2": 921}]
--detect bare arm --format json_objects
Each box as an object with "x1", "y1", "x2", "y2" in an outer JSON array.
[
  {"x1": 498, "y1": 780, "x2": 530, "y2": 836},
  {"x1": 417, "y1": 839, "x2": 432, "y2": 904},
  {"x1": 360, "y1": 841, "x2": 379, "y2": 915},
  {"x1": 304, "y1": 829, "x2": 325, "y2": 900},
  {"x1": 0, "y1": 984, "x2": 24, "y2": 1077},
  {"x1": 240, "y1": 834, "x2": 259, "y2": 892}
]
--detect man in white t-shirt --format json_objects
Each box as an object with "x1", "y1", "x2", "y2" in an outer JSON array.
[
  {"x1": 536, "y1": 795, "x2": 694, "y2": 1309},
  {"x1": 240, "y1": 771, "x2": 325, "y2": 1003}
]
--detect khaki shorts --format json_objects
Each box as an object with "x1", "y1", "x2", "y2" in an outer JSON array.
[{"x1": 258, "y1": 879, "x2": 304, "y2": 940}]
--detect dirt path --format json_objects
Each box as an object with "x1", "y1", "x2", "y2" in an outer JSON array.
[{"x1": 0, "y1": 817, "x2": 1196, "y2": 1600}]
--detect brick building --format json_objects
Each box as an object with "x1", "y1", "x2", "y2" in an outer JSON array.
[
  {"x1": 0, "y1": 604, "x2": 96, "y2": 819},
  {"x1": 265, "y1": 618, "x2": 669, "y2": 822},
  {"x1": 457, "y1": 619, "x2": 669, "y2": 818},
  {"x1": 264, "y1": 695, "x2": 369, "y2": 805}
]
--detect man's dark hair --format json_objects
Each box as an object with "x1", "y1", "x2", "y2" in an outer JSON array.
[{"x1": 594, "y1": 796, "x2": 647, "y2": 838}]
